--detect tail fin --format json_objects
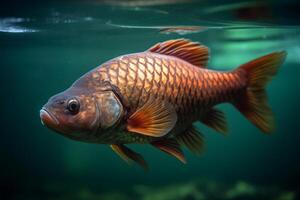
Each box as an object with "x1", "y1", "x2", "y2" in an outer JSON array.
[{"x1": 233, "y1": 51, "x2": 287, "y2": 133}]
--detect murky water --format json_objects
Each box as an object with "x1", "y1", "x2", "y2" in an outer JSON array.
[{"x1": 1, "y1": 1, "x2": 299, "y2": 199}]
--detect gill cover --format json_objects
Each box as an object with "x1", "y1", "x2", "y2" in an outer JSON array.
[{"x1": 95, "y1": 91, "x2": 123, "y2": 128}]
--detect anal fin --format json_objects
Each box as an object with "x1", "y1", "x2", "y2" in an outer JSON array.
[
  {"x1": 176, "y1": 126, "x2": 205, "y2": 155},
  {"x1": 110, "y1": 144, "x2": 148, "y2": 171},
  {"x1": 151, "y1": 139, "x2": 186, "y2": 163},
  {"x1": 202, "y1": 108, "x2": 228, "y2": 134}
]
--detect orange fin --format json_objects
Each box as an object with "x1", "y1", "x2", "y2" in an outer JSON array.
[
  {"x1": 151, "y1": 138, "x2": 186, "y2": 163},
  {"x1": 234, "y1": 51, "x2": 287, "y2": 133},
  {"x1": 147, "y1": 38, "x2": 209, "y2": 67},
  {"x1": 202, "y1": 108, "x2": 228, "y2": 134},
  {"x1": 176, "y1": 126, "x2": 205, "y2": 155},
  {"x1": 127, "y1": 98, "x2": 177, "y2": 137},
  {"x1": 110, "y1": 144, "x2": 148, "y2": 171}
]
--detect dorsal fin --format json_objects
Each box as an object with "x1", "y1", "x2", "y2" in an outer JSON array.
[{"x1": 147, "y1": 39, "x2": 209, "y2": 67}]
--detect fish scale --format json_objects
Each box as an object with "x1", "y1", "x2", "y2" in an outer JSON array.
[{"x1": 95, "y1": 53, "x2": 245, "y2": 127}]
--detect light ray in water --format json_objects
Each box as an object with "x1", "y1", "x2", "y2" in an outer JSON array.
[
  {"x1": 111, "y1": 6, "x2": 169, "y2": 15},
  {"x1": 106, "y1": 21, "x2": 212, "y2": 35},
  {"x1": 202, "y1": 1, "x2": 264, "y2": 14},
  {"x1": 100, "y1": 0, "x2": 195, "y2": 7},
  {"x1": 0, "y1": 18, "x2": 38, "y2": 33},
  {"x1": 106, "y1": 21, "x2": 300, "y2": 36}
]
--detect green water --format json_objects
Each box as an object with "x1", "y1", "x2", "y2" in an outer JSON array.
[{"x1": 1, "y1": 1, "x2": 299, "y2": 199}]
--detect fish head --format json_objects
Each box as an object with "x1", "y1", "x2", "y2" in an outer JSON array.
[{"x1": 40, "y1": 86, "x2": 124, "y2": 140}]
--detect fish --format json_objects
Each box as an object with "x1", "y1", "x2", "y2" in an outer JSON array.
[
  {"x1": 159, "y1": 26, "x2": 207, "y2": 35},
  {"x1": 40, "y1": 39, "x2": 286, "y2": 170}
]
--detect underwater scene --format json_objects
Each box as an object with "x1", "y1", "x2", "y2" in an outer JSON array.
[{"x1": 1, "y1": 0, "x2": 299, "y2": 199}]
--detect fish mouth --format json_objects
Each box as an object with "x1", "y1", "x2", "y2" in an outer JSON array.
[
  {"x1": 40, "y1": 108, "x2": 59, "y2": 129},
  {"x1": 40, "y1": 108, "x2": 74, "y2": 136}
]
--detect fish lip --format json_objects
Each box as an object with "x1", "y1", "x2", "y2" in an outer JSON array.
[
  {"x1": 40, "y1": 108, "x2": 59, "y2": 126},
  {"x1": 40, "y1": 108, "x2": 73, "y2": 136}
]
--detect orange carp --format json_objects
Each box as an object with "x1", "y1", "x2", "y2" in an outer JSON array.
[{"x1": 40, "y1": 39, "x2": 286, "y2": 170}]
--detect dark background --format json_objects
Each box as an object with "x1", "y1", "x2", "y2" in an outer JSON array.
[{"x1": 0, "y1": 0, "x2": 299, "y2": 199}]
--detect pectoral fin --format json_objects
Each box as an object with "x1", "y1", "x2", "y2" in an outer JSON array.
[
  {"x1": 151, "y1": 138, "x2": 186, "y2": 163},
  {"x1": 127, "y1": 98, "x2": 177, "y2": 137},
  {"x1": 110, "y1": 144, "x2": 148, "y2": 171}
]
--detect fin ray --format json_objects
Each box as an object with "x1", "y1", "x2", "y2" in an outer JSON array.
[
  {"x1": 127, "y1": 98, "x2": 177, "y2": 137},
  {"x1": 148, "y1": 39, "x2": 209, "y2": 67},
  {"x1": 176, "y1": 126, "x2": 205, "y2": 155},
  {"x1": 110, "y1": 144, "x2": 148, "y2": 171},
  {"x1": 234, "y1": 51, "x2": 287, "y2": 133},
  {"x1": 151, "y1": 139, "x2": 186, "y2": 163},
  {"x1": 202, "y1": 108, "x2": 228, "y2": 134}
]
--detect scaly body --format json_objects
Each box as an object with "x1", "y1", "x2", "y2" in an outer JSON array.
[
  {"x1": 40, "y1": 39, "x2": 286, "y2": 169},
  {"x1": 75, "y1": 52, "x2": 246, "y2": 144}
]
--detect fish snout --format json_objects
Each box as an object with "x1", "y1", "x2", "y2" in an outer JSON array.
[{"x1": 40, "y1": 108, "x2": 59, "y2": 128}]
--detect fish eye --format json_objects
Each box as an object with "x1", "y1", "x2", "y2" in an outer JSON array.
[{"x1": 67, "y1": 98, "x2": 80, "y2": 114}]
